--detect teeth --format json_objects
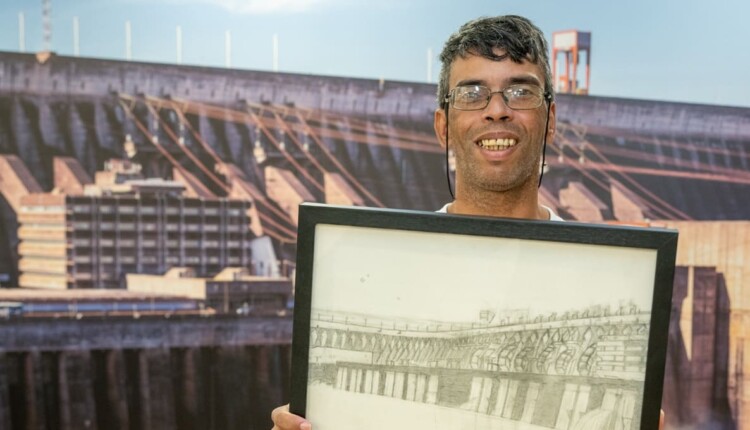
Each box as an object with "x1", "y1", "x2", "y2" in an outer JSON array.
[{"x1": 477, "y1": 138, "x2": 517, "y2": 151}]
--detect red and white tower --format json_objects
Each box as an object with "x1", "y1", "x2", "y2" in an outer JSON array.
[{"x1": 552, "y1": 30, "x2": 591, "y2": 94}]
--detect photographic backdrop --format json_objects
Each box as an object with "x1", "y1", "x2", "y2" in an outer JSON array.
[{"x1": 0, "y1": 1, "x2": 748, "y2": 429}]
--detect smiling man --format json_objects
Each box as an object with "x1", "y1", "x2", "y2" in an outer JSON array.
[
  {"x1": 270, "y1": 14, "x2": 665, "y2": 430},
  {"x1": 434, "y1": 15, "x2": 561, "y2": 221},
  {"x1": 271, "y1": 15, "x2": 563, "y2": 430}
]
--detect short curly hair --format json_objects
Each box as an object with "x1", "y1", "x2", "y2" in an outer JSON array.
[{"x1": 437, "y1": 15, "x2": 553, "y2": 109}]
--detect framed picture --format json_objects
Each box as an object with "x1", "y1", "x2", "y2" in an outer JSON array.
[{"x1": 290, "y1": 203, "x2": 678, "y2": 430}]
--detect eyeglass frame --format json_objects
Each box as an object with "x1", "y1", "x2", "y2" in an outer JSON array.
[{"x1": 443, "y1": 83, "x2": 552, "y2": 111}]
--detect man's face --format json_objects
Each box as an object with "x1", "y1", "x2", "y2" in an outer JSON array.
[{"x1": 435, "y1": 51, "x2": 556, "y2": 198}]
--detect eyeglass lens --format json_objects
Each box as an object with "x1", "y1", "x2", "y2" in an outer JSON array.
[{"x1": 451, "y1": 85, "x2": 543, "y2": 110}]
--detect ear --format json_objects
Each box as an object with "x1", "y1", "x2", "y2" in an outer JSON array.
[
  {"x1": 434, "y1": 108, "x2": 448, "y2": 149},
  {"x1": 546, "y1": 100, "x2": 557, "y2": 145}
]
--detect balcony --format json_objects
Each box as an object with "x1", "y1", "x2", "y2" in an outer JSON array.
[
  {"x1": 19, "y1": 258, "x2": 66, "y2": 274},
  {"x1": 19, "y1": 242, "x2": 67, "y2": 258},
  {"x1": 74, "y1": 255, "x2": 91, "y2": 263},
  {"x1": 18, "y1": 212, "x2": 66, "y2": 224},
  {"x1": 18, "y1": 227, "x2": 66, "y2": 240},
  {"x1": 71, "y1": 238, "x2": 92, "y2": 247}
]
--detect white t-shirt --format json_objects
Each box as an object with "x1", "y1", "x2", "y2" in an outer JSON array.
[{"x1": 436, "y1": 203, "x2": 564, "y2": 221}]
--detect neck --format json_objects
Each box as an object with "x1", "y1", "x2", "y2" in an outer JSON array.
[{"x1": 450, "y1": 181, "x2": 547, "y2": 220}]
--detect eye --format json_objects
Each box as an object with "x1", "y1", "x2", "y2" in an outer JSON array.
[
  {"x1": 457, "y1": 86, "x2": 487, "y2": 102},
  {"x1": 508, "y1": 85, "x2": 537, "y2": 98}
]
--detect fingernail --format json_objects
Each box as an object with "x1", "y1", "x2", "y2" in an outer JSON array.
[{"x1": 300, "y1": 422, "x2": 312, "y2": 430}]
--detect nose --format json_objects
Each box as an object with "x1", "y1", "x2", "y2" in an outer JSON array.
[{"x1": 483, "y1": 92, "x2": 513, "y2": 122}]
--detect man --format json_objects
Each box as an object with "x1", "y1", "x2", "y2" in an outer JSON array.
[
  {"x1": 272, "y1": 14, "x2": 662, "y2": 430},
  {"x1": 431, "y1": 14, "x2": 560, "y2": 221}
]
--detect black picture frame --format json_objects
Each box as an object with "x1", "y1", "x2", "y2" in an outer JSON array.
[{"x1": 290, "y1": 203, "x2": 677, "y2": 430}]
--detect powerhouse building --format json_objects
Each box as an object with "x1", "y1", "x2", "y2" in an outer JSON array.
[{"x1": 17, "y1": 160, "x2": 262, "y2": 290}]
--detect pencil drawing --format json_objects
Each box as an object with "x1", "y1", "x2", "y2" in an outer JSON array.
[{"x1": 308, "y1": 304, "x2": 649, "y2": 429}]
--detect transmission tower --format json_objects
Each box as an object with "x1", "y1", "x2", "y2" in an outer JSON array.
[{"x1": 42, "y1": 0, "x2": 52, "y2": 51}]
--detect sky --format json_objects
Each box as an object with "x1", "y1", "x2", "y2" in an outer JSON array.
[{"x1": 1, "y1": 0, "x2": 749, "y2": 108}]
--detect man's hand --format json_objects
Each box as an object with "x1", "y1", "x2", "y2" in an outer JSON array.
[{"x1": 271, "y1": 404, "x2": 311, "y2": 430}]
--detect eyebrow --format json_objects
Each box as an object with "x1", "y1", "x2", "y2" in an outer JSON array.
[
  {"x1": 507, "y1": 75, "x2": 542, "y2": 86},
  {"x1": 455, "y1": 79, "x2": 486, "y2": 87}
]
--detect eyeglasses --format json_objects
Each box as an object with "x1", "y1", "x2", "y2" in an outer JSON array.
[{"x1": 445, "y1": 84, "x2": 550, "y2": 111}]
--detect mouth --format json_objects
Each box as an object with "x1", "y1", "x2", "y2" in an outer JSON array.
[{"x1": 475, "y1": 138, "x2": 518, "y2": 152}]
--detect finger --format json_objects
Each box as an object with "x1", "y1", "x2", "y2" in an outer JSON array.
[
  {"x1": 659, "y1": 409, "x2": 665, "y2": 430},
  {"x1": 271, "y1": 404, "x2": 311, "y2": 430},
  {"x1": 271, "y1": 404, "x2": 288, "y2": 424}
]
